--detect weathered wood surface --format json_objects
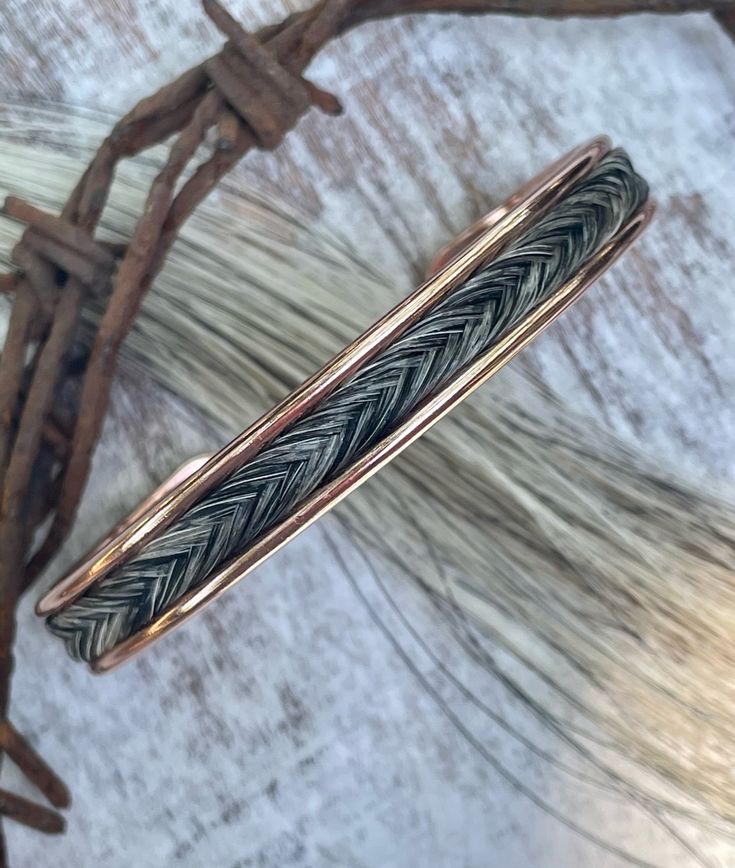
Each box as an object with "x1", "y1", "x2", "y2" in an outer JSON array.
[{"x1": 0, "y1": 1, "x2": 733, "y2": 866}]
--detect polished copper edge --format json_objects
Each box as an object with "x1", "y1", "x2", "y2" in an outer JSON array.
[
  {"x1": 37, "y1": 136, "x2": 610, "y2": 619},
  {"x1": 42, "y1": 455, "x2": 212, "y2": 605}
]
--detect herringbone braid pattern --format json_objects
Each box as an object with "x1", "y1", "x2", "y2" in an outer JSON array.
[{"x1": 47, "y1": 150, "x2": 648, "y2": 661}]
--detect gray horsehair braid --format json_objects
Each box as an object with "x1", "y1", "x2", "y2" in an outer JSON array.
[{"x1": 47, "y1": 150, "x2": 648, "y2": 662}]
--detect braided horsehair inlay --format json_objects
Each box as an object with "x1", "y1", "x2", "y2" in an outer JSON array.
[{"x1": 47, "y1": 150, "x2": 648, "y2": 662}]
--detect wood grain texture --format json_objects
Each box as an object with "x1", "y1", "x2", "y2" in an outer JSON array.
[{"x1": 0, "y1": 1, "x2": 734, "y2": 866}]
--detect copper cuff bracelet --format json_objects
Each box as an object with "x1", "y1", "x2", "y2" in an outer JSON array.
[{"x1": 37, "y1": 136, "x2": 653, "y2": 672}]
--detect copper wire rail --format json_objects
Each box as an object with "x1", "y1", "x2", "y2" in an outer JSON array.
[{"x1": 38, "y1": 136, "x2": 653, "y2": 671}]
